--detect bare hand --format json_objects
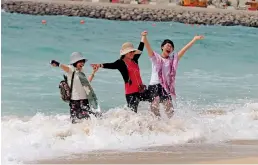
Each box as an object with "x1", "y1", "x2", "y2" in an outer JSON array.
[
  {"x1": 141, "y1": 31, "x2": 148, "y2": 36},
  {"x1": 92, "y1": 66, "x2": 99, "y2": 73},
  {"x1": 194, "y1": 35, "x2": 204, "y2": 40},
  {"x1": 91, "y1": 64, "x2": 100, "y2": 70}
]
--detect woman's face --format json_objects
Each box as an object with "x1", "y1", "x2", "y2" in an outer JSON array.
[
  {"x1": 162, "y1": 43, "x2": 174, "y2": 57},
  {"x1": 75, "y1": 59, "x2": 85, "y2": 70},
  {"x1": 125, "y1": 51, "x2": 135, "y2": 60}
]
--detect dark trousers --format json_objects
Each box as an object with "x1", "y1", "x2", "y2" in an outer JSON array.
[{"x1": 125, "y1": 90, "x2": 149, "y2": 113}]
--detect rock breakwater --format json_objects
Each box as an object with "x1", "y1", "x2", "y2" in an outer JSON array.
[{"x1": 2, "y1": 0, "x2": 258, "y2": 27}]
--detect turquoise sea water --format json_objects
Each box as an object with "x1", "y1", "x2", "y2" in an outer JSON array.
[
  {"x1": 2, "y1": 12, "x2": 258, "y2": 116},
  {"x1": 2, "y1": 12, "x2": 258, "y2": 164}
]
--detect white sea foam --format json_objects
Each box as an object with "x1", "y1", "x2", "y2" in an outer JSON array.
[{"x1": 2, "y1": 103, "x2": 258, "y2": 164}]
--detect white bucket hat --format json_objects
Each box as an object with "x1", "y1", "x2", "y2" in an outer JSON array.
[
  {"x1": 70, "y1": 52, "x2": 88, "y2": 64},
  {"x1": 120, "y1": 42, "x2": 141, "y2": 56}
]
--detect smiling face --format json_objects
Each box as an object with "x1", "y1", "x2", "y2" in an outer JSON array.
[
  {"x1": 74, "y1": 59, "x2": 85, "y2": 71},
  {"x1": 161, "y1": 39, "x2": 174, "y2": 58},
  {"x1": 124, "y1": 51, "x2": 135, "y2": 60},
  {"x1": 162, "y1": 43, "x2": 174, "y2": 57}
]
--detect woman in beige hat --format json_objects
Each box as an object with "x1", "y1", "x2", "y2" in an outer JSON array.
[
  {"x1": 50, "y1": 52, "x2": 99, "y2": 123},
  {"x1": 91, "y1": 33, "x2": 148, "y2": 113}
]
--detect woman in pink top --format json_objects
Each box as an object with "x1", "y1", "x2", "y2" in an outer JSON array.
[{"x1": 142, "y1": 31, "x2": 204, "y2": 118}]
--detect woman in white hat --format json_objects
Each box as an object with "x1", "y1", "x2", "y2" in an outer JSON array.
[
  {"x1": 91, "y1": 32, "x2": 148, "y2": 113},
  {"x1": 50, "y1": 52, "x2": 98, "y2": 123}
]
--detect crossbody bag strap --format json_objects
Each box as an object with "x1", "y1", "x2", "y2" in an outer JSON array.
[{"x1": 70, "y1": 71, "x2": 75, "y2": 100}]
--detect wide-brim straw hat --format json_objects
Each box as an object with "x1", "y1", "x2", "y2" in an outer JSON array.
[{"x1": 120, "y1": 42, "x2": 141, "y2": 56}]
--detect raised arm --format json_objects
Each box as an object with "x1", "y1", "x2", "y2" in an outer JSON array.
[
  {"x1": 88, "y1": 67, "x2": 98, "y2": 83},
  {"x1": 142, "y1": 31, "x2": 154, "y2": 57},
  {"x1": 50, "y1": 60, "x2": 71, "y2": 73},
  {"x1": 178, "y1": 35, "x2": 204, "y2": 60},
  {"x1": 133, "y1": 35, "x2": 145, "y2": 62}
]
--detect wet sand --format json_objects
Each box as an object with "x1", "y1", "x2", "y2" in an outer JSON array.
[
  {"x1": 200, "y1": 157, "x2": 258, "y2": 164},
  {"x1": 33, "y1": 140, "x2": 258, "y2": 164}
]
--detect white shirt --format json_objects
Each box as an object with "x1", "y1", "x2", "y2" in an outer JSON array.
[
  {"x1": 67, "y1": 65, "x2": 87, "y2": 100},
  {"x1": 149, "y1": 54, "x2": 171, "y2": 85}
]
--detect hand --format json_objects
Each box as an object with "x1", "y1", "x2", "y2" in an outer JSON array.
[
  {"x1": 92, "y1": 66, "x2": 99, "y2": 73},
  {"x1": 141, "y1": 31, "x2": 148, "y2": 36},
  {"x1": 193, "y1": 35, "x2": 204, "y2": 41},
  {"x1": 50, "y1": 60, "x2": 60, "y2": 67},
  {"x1": 90, "y1": 64, "x2": 101, "y2": 70}
]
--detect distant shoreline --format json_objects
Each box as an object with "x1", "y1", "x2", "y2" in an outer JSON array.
[{"x1": 2, "y1": 0, "x2": 258, "y2": 27}]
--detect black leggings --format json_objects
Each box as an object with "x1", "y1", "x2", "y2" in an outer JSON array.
[
  {"x1": 125, "y1": 91, "x2": 149, "y2": 113},
  {"x1": 69, "y1": 99, "x2": 90, "y2": 120}
]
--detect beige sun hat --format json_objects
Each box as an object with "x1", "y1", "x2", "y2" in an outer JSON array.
[{"x1": 120, "y1": 42, "x2": 142, "y2": 56}]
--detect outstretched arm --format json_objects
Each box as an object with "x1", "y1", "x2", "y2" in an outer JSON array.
[
  {"x1": 178, "y1": 35, "x2": 204, "y2": 60},
  {"x1": 91, "y1": 60, "x2": 120, "y2": 70},
  {"x1": 50, "y1": 60, "x2": 71, "y2": 73},
  {"x1": 142, "y1": 31, "x2": 154, "y2": 57}
]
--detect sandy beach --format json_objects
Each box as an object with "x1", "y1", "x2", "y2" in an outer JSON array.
[
  {"x1": 200, "y1": 157, "x2": 258, "y2": 164},
  {"x1": 32, "y1": 140, "x2": 258, "y2": 164}
]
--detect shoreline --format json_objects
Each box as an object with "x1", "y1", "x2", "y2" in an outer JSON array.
[
  {"x1": 2, "y1": 0, "x2": 258, "y2": 28},
  {"x1": 30, "y1": 141, "x2": 258, "y2": 164}
]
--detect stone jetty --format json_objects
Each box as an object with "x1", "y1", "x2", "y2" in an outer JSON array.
[{"x1": 2, "y1": 0, "x2": 258, "y2": 27}]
